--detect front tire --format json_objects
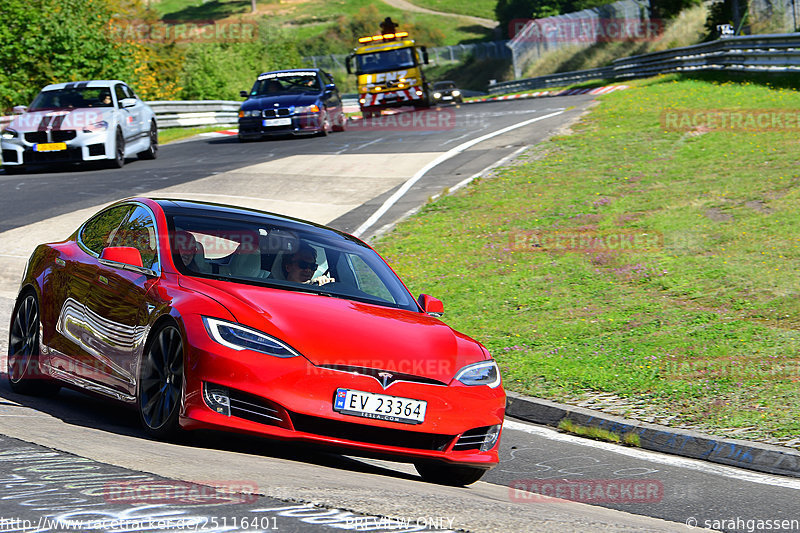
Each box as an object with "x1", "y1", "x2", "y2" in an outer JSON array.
[
  {"x1": 109, "y1": 128, "x2": 125, "y2": 168},
  {"x1": 317, "y1": 111, "x2": 331, "y2": 136},
  {"x1": 138, "y1": 322, "x2": 184, "y2": 440},
  {"x1": 138, "y1": 121, "x2": 158, "y2": 160},
  {"x1": 8, "y1": 290, "x2": 59, "y2": 396},
  {"x1": 414, "y1": 462, "x2": 487, "y2": 486},
  {"x1": 333, "y1": 112, "x2": 347, "y2": 132}
]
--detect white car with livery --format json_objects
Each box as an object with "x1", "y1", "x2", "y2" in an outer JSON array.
[{"x1": 1, "y1": 80, "x2": 157, "y2": 173}]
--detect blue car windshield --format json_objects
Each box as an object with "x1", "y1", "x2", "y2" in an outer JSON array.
[{"x1": 251, "y1": 73, "x2": 321, "y2": 96}]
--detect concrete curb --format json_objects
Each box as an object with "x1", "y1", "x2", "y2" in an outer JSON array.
[{"x1": 506, "y1": 391, "x2": 800, "y2": 478}]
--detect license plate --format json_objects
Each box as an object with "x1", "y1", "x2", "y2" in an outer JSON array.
[
  {"x1": 33, "y1": 143, "x2": 67, "y2": 152},
  {"x1": 263, "y1": 118, "x2": 291, "y2": 127},
  {"x1": 442, "y1": 96, "x2": 453, "y2": 100},
  {"x1": 334, "y1": 388, "x2": 427, "y2": 425}
]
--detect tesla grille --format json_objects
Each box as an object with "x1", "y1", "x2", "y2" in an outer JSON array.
[
  {"x1": 2, "y1": 150, "x2": 18, "y2": 163},
  {"x1": 453, "y1": 426, "x2": 495, "y2": 451},
  {"x1": 228, "y1": 388, "x2": 290, "y2": 428},
  {"x1": 316, "y1": 364, "x2": 447, "y2": 387},
  {"x1": 290, "y1": 412, "x2": 455, "y2": 451},
  {"x1": 51, "y1": 130, "x2": 77, "y2": 142},
  {"x1": 25, "y1": 132, "x2": 48, "y2": 143}
]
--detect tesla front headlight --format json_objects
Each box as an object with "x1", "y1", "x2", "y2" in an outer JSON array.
[
  {"x1": 203, "y1": 317, "x2": 299, "y2": 358},
  {"x1": 454, "y1": 360, "x2": 501, "y2": 388},
  {"x1": 1, "y1": 128, "x2": 18, "y2": 140},
  {"x1": 294, "y1": 104, "x2": 320, "y2": 114}
]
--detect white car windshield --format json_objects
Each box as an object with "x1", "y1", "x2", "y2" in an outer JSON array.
[{"x1": 29, "y1": 88, "x2": 114, "y2": 110}]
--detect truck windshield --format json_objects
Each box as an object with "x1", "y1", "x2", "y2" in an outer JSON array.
[{"x1": 356, "y1": 48, "x2": 415, "y2": 74}]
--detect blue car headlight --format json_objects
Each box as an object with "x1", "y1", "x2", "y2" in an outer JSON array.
[
  {"x1": 294, "y1": 104, "x2": 320, "y2": 114},
  {"x1": 202, "y1": 317, "x2": 299, "y2": 358},
  {"x1": 454, "y1": 360, "x2": 501, "y2": 388}
]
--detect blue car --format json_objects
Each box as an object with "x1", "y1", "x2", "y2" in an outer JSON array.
[{"x1": 238, "y1": 69, "x2": 347, "y2": 141}]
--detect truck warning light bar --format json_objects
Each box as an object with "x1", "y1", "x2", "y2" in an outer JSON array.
[{"x1": 358, "y1": 31, "x2": 409, "y2": 43}]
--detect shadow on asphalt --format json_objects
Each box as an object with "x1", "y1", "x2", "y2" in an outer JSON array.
[{"x1": 0, "y1": 372, "x2": 420, "y2": 482}]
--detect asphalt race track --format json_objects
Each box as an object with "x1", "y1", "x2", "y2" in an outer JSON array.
[{"x1": 0, "y1": 97, "x2": 798, "y2": 532}]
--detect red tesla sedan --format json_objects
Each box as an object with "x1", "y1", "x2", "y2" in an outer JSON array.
[{"x1": 8, "y1": 198, "x2": 504, "y2": 485}]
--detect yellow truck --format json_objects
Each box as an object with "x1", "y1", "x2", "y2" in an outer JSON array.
[{"x1": 346, "y1": 31, "x2": 432, "y2": 119}]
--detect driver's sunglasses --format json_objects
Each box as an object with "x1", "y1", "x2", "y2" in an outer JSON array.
[{"x1": 293, "y1": 260, "x2": 317, "y2": 270}]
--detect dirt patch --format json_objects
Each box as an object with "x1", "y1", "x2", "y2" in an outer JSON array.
[{"x1": 704, "y1": 207, "x2": 733, "y2": 222}]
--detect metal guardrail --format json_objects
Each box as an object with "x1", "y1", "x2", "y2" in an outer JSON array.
[
  {"x1": 489, "y1": 32, "x2": 800, "y2": 94},
  {"x1": 0, "y1": 100, "x2": 243, "y2": 131},
  {"x1": 146, "y1": 100, "x2": 241, "y2": 128}
]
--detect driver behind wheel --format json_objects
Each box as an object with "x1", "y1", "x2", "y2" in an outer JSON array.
[{"x1": 284, "y1": 243, "x2": 334, "y2": 286}]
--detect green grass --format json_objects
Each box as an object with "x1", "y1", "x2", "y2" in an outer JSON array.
[
  {"x1": 403, "y1": 0, "x2": 497, "y2": 20},
  {"x1": 153, "y1": 0, "x2": 491, "y2": 46},
  {"x1": 559, "y1": 419, "x2": 641, "y2": 446},
  {"x1": 375, "y1": 74, "x2": 800, "y2": 444},
  {"x1": 159, "y1": 125, "x2": 229, "y2": 144}
]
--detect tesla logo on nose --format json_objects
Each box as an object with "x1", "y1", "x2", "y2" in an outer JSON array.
[{"x1": 378, "y1": 372, "x2": 393, "y2": 389}]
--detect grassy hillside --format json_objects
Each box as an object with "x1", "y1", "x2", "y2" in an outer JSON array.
[
  {"x1": 153, "y1": 0, "x2": 492, "y2": 47},
  {"x1": 375, "y1": 73, "x2": 800, "y2": 446},
  {"x1": 403, "y1": 0, "x2": 498, "y2": 20}
]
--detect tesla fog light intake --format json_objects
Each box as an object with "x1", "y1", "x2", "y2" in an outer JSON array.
[
  {"x1": 203, "y1": 384, "x2": 231, "y2": 416},
  {"x1": 203, "y1": 317, "x2": 299, "y2": 357},
  {"x1": 454, "y1": 361, "x2": 501, "y2": 388},
  {"x1": 481, "y1": 424, "x2": 501, "y2": 451}
]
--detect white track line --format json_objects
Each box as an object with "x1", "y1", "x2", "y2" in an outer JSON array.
[
  {"x1": 504, "y1": 420, "x2": 800, "y2": 490},
  {"x1": 352, "y1": 110, "x2": 565, "y2": 237}
]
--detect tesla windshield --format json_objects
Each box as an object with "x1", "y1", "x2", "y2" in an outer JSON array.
[{"x1": 169, "y1": 214, "x2": 419, "y2": 311}]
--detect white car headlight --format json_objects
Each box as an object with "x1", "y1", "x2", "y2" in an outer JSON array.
[
  {"x1": 294, "y1": 104, "x2": 320, "y2": 114},
  {"x1": 433, "y1": 92, "x2": 442, "y2": 98},
  {"x1": 203, "y1": 317, "x2": 299, "y2": 358},
  {"x1": 1, "y1": 128, "x2": 18, "y2": 140},
  {"x1": 82, "y1": 120, "x2": 108, "y2": 133},
  {"x1": 452, "y1": 90, "x2": 461, "y2": 96},
  {"x1": 454, "y1": 360, "x2": 501, "y2": 388}
]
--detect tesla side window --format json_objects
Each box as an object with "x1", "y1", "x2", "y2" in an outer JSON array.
[
  {"x1": 111, "y1": 206, "x2": 159, "y2": 270},
  {"x1": 79, "y1": 205, "x2": 133, "y2": 255}
]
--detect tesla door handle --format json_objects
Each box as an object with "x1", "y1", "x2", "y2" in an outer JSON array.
[{"x1": 98, "y1": 275, "x2": 109, "y2": 285}]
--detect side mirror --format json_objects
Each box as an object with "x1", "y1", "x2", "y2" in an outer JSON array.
[
  {"x1": 119, "y1": 98, "x2": 137, "y2": 108},
  {"x1": 240, "y1": 90, "x2": 249, "y2": 98},
  {"x1": 418, "y1": 294, "x2": 444, "y2": 317},
  {"x1": 325, "y1": 83, "x2": 336, "y2": 92},
  {"x1": 421, "y1": 46, "x2": 429, "y2": 65},
  {"x1": 12, "y1": 105, "x2": 28, "y2": 114},
  {"x1": 100, "y1": 246, "x2": 144, "y2": 268}
]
